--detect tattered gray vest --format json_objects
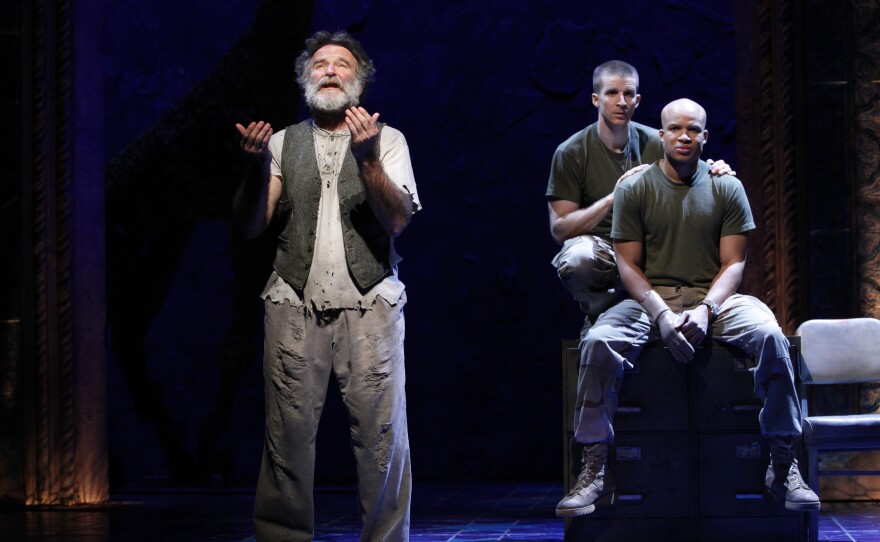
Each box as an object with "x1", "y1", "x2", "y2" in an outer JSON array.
[{"x1": 272, "y1": 120, "x2": 398, "y2": 292}]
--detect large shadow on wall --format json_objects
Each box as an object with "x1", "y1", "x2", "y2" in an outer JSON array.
[
  {"x1": 104, "y1": 0, "x2": 740, "y2": 486},
  {"x1": 105, "y1": 0, "x2": 313, "y2": 484}
]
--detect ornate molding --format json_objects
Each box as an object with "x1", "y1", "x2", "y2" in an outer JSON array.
[
  {"x1": 853, "y1": 0, "x2": 880, "y2": 422},
  {"x1": 24, "y1": 0, "x2": 78, "y2": 505},
  {"x1": 853, "y1": 0, "x2": 880, "y2": 319},
  {"x1": 756, "y1": 0, "x2": 800, "y2": 334}
]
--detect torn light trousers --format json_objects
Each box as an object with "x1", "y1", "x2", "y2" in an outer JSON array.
[{"x1": 254, "y1": 293, "x2": 411, "y2": 542}]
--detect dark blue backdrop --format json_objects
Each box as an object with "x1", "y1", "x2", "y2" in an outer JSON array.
[{"x1": 102, "y1": 0, "x2": 736, "y2": 485}]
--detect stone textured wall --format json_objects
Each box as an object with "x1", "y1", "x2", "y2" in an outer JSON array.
[
  {"x1": 8, "y1": 0, "x2": 875, "y2": 497},
  {"x1": 100, "y1": 0, "x2": 738, "y2": 484},
  {"x1": 7, "y1": 0, "x2": 876, "y2": 497}
]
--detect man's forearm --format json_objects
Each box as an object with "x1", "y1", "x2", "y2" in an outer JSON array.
[
  {"x1": 615, "y1": 244, "x2": 655, "y2": 307},
  {"x1": 233, "y1": 159, "x2": 273, "y2": 239},
  {"x1": 704, "y1": 261, "x2": 745, "y2": 305},
  {"x1": 550, "y1": 195, "x2": 613, "y2": 243},
  {"x1": 619, "y1": 262, "x2": 654, "y2": 308},
  {"x1": 358, "y1": 157, "x2": 413, "y2": 237}
]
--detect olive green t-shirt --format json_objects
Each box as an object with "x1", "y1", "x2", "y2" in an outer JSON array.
[
  {"x1": 545, "y1": 121, "x2": 663, "y2": 238},
  {"x1": 611, "y1": 161, "x2": 755, "y2": 289}
]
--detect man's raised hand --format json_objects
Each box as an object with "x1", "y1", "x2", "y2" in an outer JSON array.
[
  {"x1": 345, "y1": 107, "x2": 380, "y2": 161},
  {"x1": 236, "y1": 121, "x2": 273, "y2": 160}
]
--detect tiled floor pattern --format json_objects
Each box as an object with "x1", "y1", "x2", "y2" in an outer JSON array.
[
  {"x1": 815, "y1": 502, "x2": 880, "y2": 542},
  {"x1": 0, "y1": 482, "x2": 877, "y2": 541}
]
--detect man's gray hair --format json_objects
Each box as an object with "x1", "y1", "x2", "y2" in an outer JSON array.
[{"x1": 295, "y1": 30, "x2": 376, "y2": 99}]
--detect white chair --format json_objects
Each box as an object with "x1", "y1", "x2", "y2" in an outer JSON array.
[{"x1": 797, "y1": 317, "x2": 880, "y2": 542}]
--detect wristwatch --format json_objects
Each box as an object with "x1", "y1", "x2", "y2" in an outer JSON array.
[{"x1": 700, "y1": 299, "x2": 720, "y2": 322}]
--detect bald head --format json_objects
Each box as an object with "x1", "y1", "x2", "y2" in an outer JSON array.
[
  {"x1": 660, "y1": 98, "x2": 707, "y2": 128},
  {"x1": 658, "y1": 98, "x2": 709, "y2": 172}
]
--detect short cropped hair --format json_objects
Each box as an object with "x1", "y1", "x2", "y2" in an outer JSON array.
[
  {"x1": 592, "y1": 60, "x2": 639, "y2": 93},
  {"x1": 294, "y1": 30, "x2": 376, "y2": 98}
]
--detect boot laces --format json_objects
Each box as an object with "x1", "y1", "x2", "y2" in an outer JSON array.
[
  {"x1": 785, "y1": 462, "x2": 808, "y2": 490},
  {"x1": 574, "y1": 447, "x2": 605, "y2": 487},
  {"x1": 576, "y1": 463, "x2": 600, "y2": 485}
]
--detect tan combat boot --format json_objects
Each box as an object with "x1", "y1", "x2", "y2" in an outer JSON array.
[
  {"x1": 764, "y1": 436, "x2": 821, "y2": 512},
  {"x1": 556, "y1": 443, "x2": 615, "y2": 517}
]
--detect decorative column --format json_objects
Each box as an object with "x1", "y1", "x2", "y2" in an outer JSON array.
[
  {"x1": 737, "y1": 0, "x2": 880, "y2": 499},
  {"x1": 735, "y1": 0, "x2": 802, "y2": 334},
  {"x1": 813, "y1": 0, "x2": 880, "y2": 501},
  {"x1": 20, "y1": 0, "x2": 108, "y2": 505},
  {"x1": 855, "y1": 3, "x2": 880, "y2": 323},
  {"x1": 854, "y1": 0, "x2": 880, "y2": 413}
]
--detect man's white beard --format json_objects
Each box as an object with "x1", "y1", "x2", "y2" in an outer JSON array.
[{"x1": 305, "y1": 75, "x2": 363, "y2": 115}]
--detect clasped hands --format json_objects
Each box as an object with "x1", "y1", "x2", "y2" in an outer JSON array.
[
  {"x1": 656, "y1": 308, "x2": 711, "y2": 363},
  {"x1": 642, "y1": 291, "x2": 710, "y2": 363}
]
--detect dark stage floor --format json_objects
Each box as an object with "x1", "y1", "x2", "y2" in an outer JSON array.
[{"x1": 1, "y1": 482, "x2": 878, "y2": 541}]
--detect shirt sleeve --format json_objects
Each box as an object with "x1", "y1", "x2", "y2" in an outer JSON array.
[
  {"x1": 546, "y1": 135, "x2": 586, "y2": 204},
  {"x1": 268, "y1": 129, "x2": 286, "y2": 178},
  {"x1": 380, "y1": 126, "x2": 421, "y2": 212},
  {"x1": 610, "y1": 178, "x2": 644, "y2": 242},
  {"x1": 721, "y1": 178, "x2": 756, "y2": 237}
]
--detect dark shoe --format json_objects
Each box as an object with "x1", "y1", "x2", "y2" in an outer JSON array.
[
  {"x1": 556, "y1": 443, "x2": 615, "y2": 517},
  {"x1": 764, "y1": 436, "x2": 821, "y2": 512}
]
